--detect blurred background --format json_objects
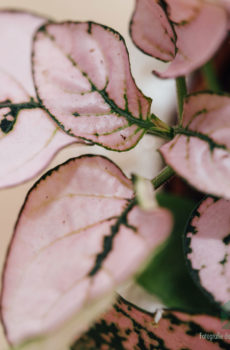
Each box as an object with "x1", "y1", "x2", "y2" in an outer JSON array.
[{"x1": 0, "y1": 0, "x2": 176, "y2": 347}]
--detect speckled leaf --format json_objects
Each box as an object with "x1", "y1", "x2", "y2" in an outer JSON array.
[
  {"x1": 72, "y1": 296, "x2": 230, "y2": 350},
  {"x1": 130, "y1": 0, "x2": 227, "y2": 78},
  {"x1": 160, "y1": 93, "x2": 230, "y2": 199},
  {"x1": 32, "y1": 22, "x2": 152, "y2": 150},
  {"x1": 185, "y1": 196, "x2": 230, "y2": 309},
  {"x1": 0, "y1": 11, "x2": 79, "y2": 188},
  {"x1": 1, "y1": 155, "x2": 172, "y2": 348}
]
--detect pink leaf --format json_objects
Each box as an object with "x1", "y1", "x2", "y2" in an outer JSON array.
[
  {"x1": 130, "y1": 0, "x2": 227, "y2": 78},
  {"x1": 1, "y1": 155, "x2": 172, "y2": 347},
  {"x1": 130, "y1": 0, "x2": 176, "y2": 62},
  {"x1": 160, "y1": 93, "x2": 230, "y2": 198},
  {"x1": 32, "y1": 22, "x2": 152, "y2": 150},
  {"x1": 0, "y1": 70, "x2": 76, "y2": 188},
  {"x1": 73, "y1": 296, "x2": 230, "y2": 349},
  {"x1": 0, "y1": 10, "x2": 46, "y2": 96},
  {"x1": 0, "y1": 11, "x2": 80, "y2": 188},
  {"x1": 186, "y1": 196, "x2": 230, "y2": 308}
]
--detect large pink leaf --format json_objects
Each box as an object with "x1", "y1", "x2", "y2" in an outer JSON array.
[
  {"x1": 185, "y1": 196, "x2": 230, "y2": 308},
  {"x1": 0, "y1": 11, "x2": 80, "y2": 188},
  {"x1": 1, "y1": 155, "x2": 172, "y2": 347},
  {"x1": 160, "y1": 93, "x2": 230, "y2": 199},
  {"x1": 73, "y1": 296, "x2": 230, "y2": 349},
  {"x1": 130, "y1": 0, "x2": 227, "y2": 78},
  {"x1": 32, "y1": 22, "x2": 152, "y2": 150}
]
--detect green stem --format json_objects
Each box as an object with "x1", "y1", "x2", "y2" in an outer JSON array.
[
  {"x1": 176, "y1": 77, "x2": 187, "y2": 125},
  {"x1": 202, "y1": 60, "x2": 221, "y2": 93},
  {"x1": 151, "y1": 166, "x2": 174, "y2": 190}
]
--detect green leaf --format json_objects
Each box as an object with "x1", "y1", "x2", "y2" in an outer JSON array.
[{"x1": 137, "y1": 192, "x2": 218, "y2": 315}]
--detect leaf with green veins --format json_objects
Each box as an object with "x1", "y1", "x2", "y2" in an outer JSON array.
[
  {"x1": 1, "y1": 155, "x2": 172, "y2": 349},
  {"x1": 160, "y1": 93, "x2": 230, "y2": 199},
  {"x1": 32, "y1": 21, "x2": 154, "y2": 151},
  {"x1": 137, "y1": 192, "x2": 218, "y2": 315}
]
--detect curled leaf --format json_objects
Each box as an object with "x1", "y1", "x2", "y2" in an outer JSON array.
[
  {"x1": 0, "y1": 11, "x2": 79, "y2": 188},
  {"x1": 185, "y1": 196, "x2": 230, "y2": 308},
  {"x1": 73, "y1": 296, "x2": 230, "y2": 349},
  {"x1": 32, "y1": 21, "x2": 152, "y2": 150},
  {"x1": 1, "y1": 155, "x2": 172, "y2": 348},
  {"x1": 130, "y1": 0, "x2": 227, "y2": 78},
  {"x1": 160, "y1": 93, "x2": 230, "y2": 199}
]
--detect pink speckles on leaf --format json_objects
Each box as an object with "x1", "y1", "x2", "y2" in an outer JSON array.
[
  {"x1": 130, "y1": 0, "x2": 228, "y2": 78},
  {"x1": 32, "y1": 22, "x2": 152, "y2": 150},
  {"x1": 185, "y1": 197, "x2": 230, "y2": 308},
  {"x1": 160, "y1": 93, "x2": 230, "y2": 198},
  {"x1": 1, "y1": 155, "x2": 172, "y2": 348},
  {"x1": 73, "y1": 297, "x2": 230, "y2": 349}
]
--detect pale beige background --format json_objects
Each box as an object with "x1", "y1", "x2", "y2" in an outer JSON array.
[{"x1": 0, "y1": 0, "x2": 175, "y2": 348}]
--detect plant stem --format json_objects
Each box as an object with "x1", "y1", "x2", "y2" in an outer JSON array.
[
  {"x1": 151, "y1": 166, "x2": 174, "y2": 190},
  {"x1": 202, "y1": 60, "x2": 221, "y2": 93},
  {"x1": 176, "y1": 76, "x2": 187, "y2": 125}
]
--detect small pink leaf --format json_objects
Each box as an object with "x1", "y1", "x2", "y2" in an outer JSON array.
[
  {"x1": 32, "y1": 22, "x2": 152, "y2": 150},
  {"x1": 73, "y1": 297, "x2": 230, "y2": 349},
  {"x1": 130, "y1": 0, "x2": 227, "y2": 78},
  {"x1": 160, "y1": 93, "x2": 230, "y2": 198},
  {"x1": 186, "y1": 196, "x2": 230, "y2": 308},
  {"x1": 130, "y1": 0, "x2": 176, "y2": 62},
  {"x1": 1, "y1": 155, "x2": 172, "y2": 347}
]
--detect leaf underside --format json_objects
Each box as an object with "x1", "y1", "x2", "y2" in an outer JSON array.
[
  {"x1": 1, "y1": 155, "x2": 172, "y2": 348},
  {"x1": 32, "y1": 21, "x2": 152, "y2": 150}
]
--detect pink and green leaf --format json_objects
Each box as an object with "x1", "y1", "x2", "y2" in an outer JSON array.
[
  {"x1": 1, "y1": 155, "x2": 172, "y2": 348},
  {"x1": 32, "y1": 21, "x2": 153, "y2": 150},
  {"x1": 72, "y1": 296, "x2": 230, "y2": 349},
  {"x1": 185, "y1": 196, "x2": 230, "y2": 309},
  {"x1": 130, "y1": 0, "x2": 227, "y2": 78},
  {"x1": 160, "y1": 93, "x2": 230, "y2": 199}
]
